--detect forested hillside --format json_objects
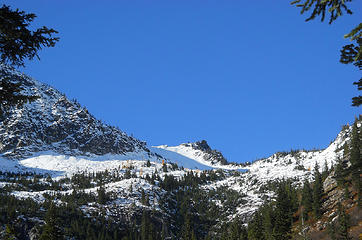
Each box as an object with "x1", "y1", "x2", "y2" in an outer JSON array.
[{"x1": 246, "y1": 119, "x2": 361, "y2": 240}]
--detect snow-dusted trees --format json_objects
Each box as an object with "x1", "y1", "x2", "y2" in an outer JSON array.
[{"x1": 312, "y1": 163, "x2": 323, "y2": 219}]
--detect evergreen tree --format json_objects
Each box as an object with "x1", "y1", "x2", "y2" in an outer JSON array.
[
  {"x1": 141, "y1": 188, "x2": 146, "y2": 205},
  {"x1": 0, "y1": 5, "x2": 59, "y2": 67},
  {"x1": 292, "y1": 0, "x2": 361, "y2": 106},
  {"x1": 162, "y1": 163, "x2": 168, "y2": 173},
  {"x1": 161, "y1": 220, "x2": 168, "y2": 240},
  {"x1": 344, "y1": 184, "x2": 350, "y2": 200},
  {"x1": 4, "y1": 224, "x2": 16, "y2": 240},
  {"x1": 301, "y1": 180, "x2": 313, "y2": 216},
  {"x1": 322, "y1": 160, "x2": 329, "y2": 180},
  {"x1": 39, "y1": 203, "x2": 63, "y2": 240},
  {"x1": 0, "y1": 76, "x2": 39, "y2": 117},
  {"x1": 145, "y1": 194, "x2": 150, "y2": 206},
  {"x1": 343, "y1": 142, "x2": 350, "y2": 159},
  {"x1": 334, "y1": 157, "x2": 348, "y2": 187},
  {"x1": 226, "y1": 218, "x2": 247, "y2": 240},
  {"x1": 291, "y1": 0, "x2": 352, "y2": 24},
  {"x1": 247, "y1": 211, "x2": 264, "y2": 240},
  {"x1": 229, "y1": 219, "x2": 240, "y2": 240},
  {"x1": 124, "y1": 169, "x2": 131, "y2": 179},
  {"x1": 0, "y1": 5, "x2": 58, "y2": 117},
  {"x1": 337, "y1": 203, "x2": 351, "y2": 240},
  {"x1": 327, "y1": 221, "x2": 337, "y2": 240},
  {"x1": 286, "y1": 182, "x2": 299, "y2": 213},
  {"x1": 312, "y1": 163, "x2": 323, "y2": 219},
  {"x1": 239, "y1": 226, "x2": 248, "y2": 240},
  {"x1": 97, "y1": 186, "x2": 108, "y2": 204},
  {"x1": 272, "y1": 184, "x2": 292, "y2": 240},
  {"x1": 191, "y1": 230, "x2": 197, "y2": 240},
  {"x1": 262, "y1": 204, "x2": 274, "y2": 240},
  {"x1": 349, "y1": 119, "x2": 361, "y2": 205},
  {"x1": 141, "y1": 210, "x2": 149, "y2": 240},
  {"x1": 181, "y1": 213, "x2": 193, "y2": 240}
]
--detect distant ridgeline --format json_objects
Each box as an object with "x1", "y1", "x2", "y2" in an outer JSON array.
[{"x1": 0, "y1": 64, "x2": 148, "y2": 159}]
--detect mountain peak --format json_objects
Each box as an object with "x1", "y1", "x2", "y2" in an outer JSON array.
[
  {"x1": 0, "y1": 64, "x2": 148, "y2": 158},
  {"x1": 153, "y1": 140, "x2": 230, "y2": 168}
]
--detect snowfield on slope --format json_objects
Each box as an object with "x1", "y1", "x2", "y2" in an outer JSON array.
[
  {"x1": 0, "y1": 150, "x2": 161, "y2": 177},
  {"x1": 152, "y1": 144, "x2": 244, "y2": 170},
  {"x1": 244, "y1": 126, "x2": 348, "y2": 184}
]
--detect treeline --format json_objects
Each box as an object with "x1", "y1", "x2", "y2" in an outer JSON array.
[{"x1": 0, "y1": 164, "x2": 236, "y2": 239}]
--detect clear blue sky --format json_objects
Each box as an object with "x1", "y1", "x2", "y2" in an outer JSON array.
[{"x1": 5, "y1": 0, "x2": 361, "y2": 163}]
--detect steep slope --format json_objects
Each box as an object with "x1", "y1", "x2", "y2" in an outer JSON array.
[
  {"x1": 0, "y1": 64, "x2": 148, "y2": 159},
  {"x1": 290, "y1": 121, "x2": 361, "y2": 239},
  {"x1": 291, "y1": 168, "x2": 361, "y2": 239},
  {"x1": 202, "y1": 124, "x2": 351, "y2": 221},
  {"x1": 151, "y1": 146, "x2": 214, "y2": 170},
  {"x1": 244, "y1": 124, "x2": 349, "y2": 184},
  {"x1": 153, "y1": 140, "x2": 241, "y2": 170}
]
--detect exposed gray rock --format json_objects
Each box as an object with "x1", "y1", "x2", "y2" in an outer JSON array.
[
  {"x1": 322, "y1": 172, "x2": 344, "y2": 212},
  {"x1": 323, "y1": 172, "x2": 337, "y2": 193},
  {"x1": 0, "y1": 64, "x2": 148, "y2": 159},
  {"x1": 189, "y1": 140, "x2": 228, "y2": 165}
]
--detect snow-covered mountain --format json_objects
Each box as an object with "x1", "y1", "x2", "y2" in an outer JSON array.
[
  {"x1": 0, "y1": 113, "x2": 351, "y2": 223},
  {"x1": 0, "y1": 65, "x2": 357, "y2": 238},
  {"x1": 0, "y1": 64, "x2": 148, "y2": 159},
  {"x1": 0, "y1": 122, "x2": 350, "y2": 230}
]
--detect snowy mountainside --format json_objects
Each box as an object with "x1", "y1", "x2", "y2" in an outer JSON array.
[
  {"x1": 151, "y1": 146, "x2": 213, "y2": 170},
  {"x1": 0, "y1": 122, "x2": 351, "y2": 223},
  {"x1": 153, "y1": 140, "x2": 241, "y2": 170},
  {"x1": 0, "y1": 63, "x2": 358, "y2": 238},
  {"x1": 0, "y1": 64, "x2": 148, "y2": 159},
  {"x1": 0, "y1": 116, "x2": 356, "y2": 238},
  {"x1": 204, "y1": 124, "x2": 351, "y2": 219},
  {"x1": 245, "y1": 124, "x2": 349, "y2": 183}
]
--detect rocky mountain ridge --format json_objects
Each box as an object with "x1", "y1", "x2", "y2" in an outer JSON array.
[
  {"x1": 186, "y1": 140, "x2": 229, "y2": 165},
  {"x1": 0, "y1": 64, "x2": 148, "y2": 159}
]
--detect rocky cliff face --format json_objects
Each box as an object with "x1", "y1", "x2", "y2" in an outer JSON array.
[
  {"x1": 184, "y1": 140, "x2": 229, "y2": 165},
  {"x1": 289, "y1": 120, "x2": 362, "y2": 240},
  {"x1": 293, "y1": 168, "x2": 361, "y2": 240},
  {"x1": 0, "y1": 64, "x2": 148, "y2": 159}
]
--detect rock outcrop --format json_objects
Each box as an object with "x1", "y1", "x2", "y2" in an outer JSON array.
[{"x1": 0, "y1": 64, "x2": 148, "y2": 159}]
